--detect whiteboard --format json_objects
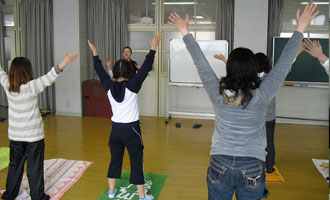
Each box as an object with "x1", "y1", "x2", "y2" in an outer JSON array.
[{"x1": 170, "y1": 39, "x2": 228, "y2": 83}]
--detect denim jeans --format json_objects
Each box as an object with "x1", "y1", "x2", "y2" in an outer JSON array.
[{"x1": 207, "y1": 155, "x2": 266, "y2": 200}]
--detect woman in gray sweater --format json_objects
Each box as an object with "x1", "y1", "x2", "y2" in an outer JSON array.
[{"x1": 168, "y1": 3, "x2": 318, "y2": 200}]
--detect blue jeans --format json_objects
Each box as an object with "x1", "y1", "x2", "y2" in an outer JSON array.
[{"x1": 207, "y1": 155, "x2": 266, "y2": 200}]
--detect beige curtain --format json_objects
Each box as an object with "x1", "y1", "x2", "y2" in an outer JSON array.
[
  {"x1": 87, "y1": 0, "x2": 128, "y2": 80},
  {"x1": 21, "y1": 0, "x2": 55, "y2": 110},
  {"x1": 215, "y1": 0, "x2": 235, "y2": 52}
]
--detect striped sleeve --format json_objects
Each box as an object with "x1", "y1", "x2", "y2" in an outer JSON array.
[
  {"x1": 28, "y1": 67, "x2": 60, "y2": 96},
  {"x1": 0, "y1": 66, "x2": 9, "y2": 92}
]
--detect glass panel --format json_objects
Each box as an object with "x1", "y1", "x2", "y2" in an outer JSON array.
[
  {"x1": 162, "y1": 52, "x2": 170, "y2": 73},
  {"x1": 4, "y1": 30, "x2": 16, "y2": 68},
  {"x1": 282, "y1": 0, "x2": 328, "y2": 33},
  {"x1": 196, "y1": 31, "x2": 215, "y2": 40},
  {"x1": 163, "y1": 31, "x2": 195, "y2": 51},
  {"x1": 129, "y1": 31, "x2": 155, "y2": 50},
  {"x1": 196, "y1": 0, "x2": 216, "y2": 24},
  {"x1": 163, "y1": 0, "x2": 195, "y2": 24},
  {"x1": 163, "y1": 31, "x2": 183, "y2": 51},
  {"x1": 127, "y1": 0, "x2": 155, "y2": 24},
  {"x1": 3, "y1": 4, "x2": 14, "y2": 27},
  {"x1": 131, "y1": 52, "x2": 155, "y2": 71}
]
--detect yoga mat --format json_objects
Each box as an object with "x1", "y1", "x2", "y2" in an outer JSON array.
[
  {"x1": 98, "y1": 171, "x2": 168, "y2": 200},
  {"x1": 0, "y1": 158, "x2": 92, "y2": 199},
  {"x1": 266, "y1": 165, "x2": 285, "y2": 183},
  {"x1": 0, "y1": 147, "x2": 9, "y2": 171},
  {"x1": 312, "y1": 158, "x2": 329, "y2": 182}
]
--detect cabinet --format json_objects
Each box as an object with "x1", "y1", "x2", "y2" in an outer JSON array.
[{"x1": 83, "y1": 80, "x2": 112, "y2": 118}]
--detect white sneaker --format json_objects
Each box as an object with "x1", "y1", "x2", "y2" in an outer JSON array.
[
  {"x1": 139, "y1": 194, "x2": 154, "y2": 200},
  {"x1": 108, "y1": 189, "x2": 117, "y2": 198}
]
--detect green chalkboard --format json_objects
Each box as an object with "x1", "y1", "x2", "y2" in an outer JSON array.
[{"x1": 273, "y1": 37, "x2": 329, "y2": 84}]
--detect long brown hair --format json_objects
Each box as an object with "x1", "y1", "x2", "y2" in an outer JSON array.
[{"x1": 8, "y1": 57, "x2": 34, "y2": 93}]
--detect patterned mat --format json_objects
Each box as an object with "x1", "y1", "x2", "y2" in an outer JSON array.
[
  {"x1": 0, "y1": 158, "x2": 92, "y2": 199},
  {"x1": 266, "y1": 165, "x2": 285, "y2": 183},
  {"x1": 312, "y1": 158, "x2": 329, "y2": 182},
  {"x1": 98, "y1": 171, "x2": 168, "y2": 200}
]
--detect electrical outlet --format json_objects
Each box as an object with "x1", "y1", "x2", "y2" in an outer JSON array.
[{"x1": 66, "y1": 101, "x2": 70, "y2": 107}]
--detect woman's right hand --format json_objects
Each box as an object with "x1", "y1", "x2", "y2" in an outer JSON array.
[
  {"x1": 296, "y1": 3, "x2": 319, "y2": 33},
  {"x1": 168, "y1": 12, "x2": 189, "y2": 36},
  {"x1": 58, "y1": 51, "x2": 78, "y2": 70},
  {"x1": 88, "y1": 40, "x2": 98, "y2": 56},
  {"x1": 105, "y1": 58, "x2": 111, "y2": 70},
  {"x1": 214, "y1": 54, "x2": 227, "y2": 64},
  {"x1": 304, "y1": 38, "x2": 328, "y2": 63},
  {"x1": 150, "y1": 32, "x2": 162, "y2": 51}
]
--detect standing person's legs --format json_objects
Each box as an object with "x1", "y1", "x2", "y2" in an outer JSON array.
[
  {"x1": 108, "y1": 127, "x2": 125, "y2": 195},
  {"x1": 26, "y1": 139, "x2": 50, "y2": 200},
  {"x1": 234, "y1": 157, "x2": 266, "y2": 200},
  {"x1": 207, "y1": 155, "x2": 234, "y2": 200},
  {"x1": 265, "y1": 119, "x2": 276, "y2": 172},
  {"x1": 126, "y1": 126, "x2": 151, "y2": 199},
  {"x1": 1, "y1": 141, "x2": 26, "y2": 200}
]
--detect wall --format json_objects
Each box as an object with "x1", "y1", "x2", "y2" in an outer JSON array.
[
  {"x1": 233, "y1": 0, "x2": 268, "y2": 53},
  {"x1": 276, "y1": 86, "x2": 328, "y2": 125},
  {"x1": 53, "y1": 0, "x2": 82, "y2": 116}
]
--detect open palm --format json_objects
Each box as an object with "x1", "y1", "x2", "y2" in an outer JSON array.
[{"x1": 168, "y1": 12, "x2": 190, "y2": 36}]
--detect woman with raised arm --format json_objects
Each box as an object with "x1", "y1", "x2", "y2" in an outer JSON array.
[
  {"x1": 168, "y1": 3, "x2": 318, "y2": 200},
  {"x1": 0, "y1": 52, "x2": 78, "y2": 200},
  {"x1": 88, "y1": 32, "x2": 162, "y2": 200}
]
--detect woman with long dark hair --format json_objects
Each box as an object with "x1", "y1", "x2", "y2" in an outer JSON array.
[{"x1": 168, "y1": 3, "x2": 318, "y2": 200}]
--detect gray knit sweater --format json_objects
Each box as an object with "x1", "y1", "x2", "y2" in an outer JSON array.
[{"x1": 183, "y1": 31, "x2": 303, "y2": 161}]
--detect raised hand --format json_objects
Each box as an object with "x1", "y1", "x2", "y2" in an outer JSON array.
[
  {"x1": 296, "y1": 3, "x2": 319, "y2": 33},
  {"x1": 105, "y1": 58, "x2": 111, "y2": 70},
  {"x1": 214, "y1": 54, "x2": 227, "y2": 64},
  {"x1": 304, "y1": 38, "x2": 328, "y2": 63},
  {"x1": 168, "y1": 12, "x2": 189, "y2": 36},
  {"x1": 58, "y1": 51, "x2": 78, "y2": 70},
  {"x1": 136, "y1": 63, "x2": 142, "y2": 69},
  {"x1": 88, "y1": 40, "x2": 97, "y2": 56},
  {"x1": 149, "y1": 32, "x2": 162, "y2": 51}
]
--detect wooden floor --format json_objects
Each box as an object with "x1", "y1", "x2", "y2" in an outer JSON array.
[{"x1": 0, "y1": 116, "x2": 328, "y2": 200}]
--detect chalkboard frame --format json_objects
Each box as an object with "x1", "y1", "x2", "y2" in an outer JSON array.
[{"x1": 272, "y1": 36, "x2": 329, "y2": 85}]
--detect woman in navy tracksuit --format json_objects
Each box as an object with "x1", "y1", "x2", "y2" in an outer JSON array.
[{"x1": 88, "y1": 33, "x2": 161, "y2": 200}]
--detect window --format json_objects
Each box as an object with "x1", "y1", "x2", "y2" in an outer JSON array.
[
  {"x1": 127, "y1": 0, "x2": 156, "y2": 24},
  {"x1": 129, "y1": 31, "x2": 155, "y2": 50},
  {"x1": 129, "y1": 31, "x2": 156, "y2": 70},
  {"x1": 3, "y1": 4, "x2": 14, "y2": 26},
  {"x1": 4, "y1": 30, "x2": 16, "y2": 67},
  {"x1": 163, "y1": 0, "x2": 216, "y2": 24},
  {"x1": 2, "y1": 1, "x2": 20, "y2": 68},
  {"x1": 127, "y1": 0, "x2": 217, "y2": 73},
  {"x1": 196, "y1": 0, "x2": 216, "y2": 24},
  {"x1": 163, "y1": 0, "x2": 195, "y2": 24},
  {"x1": 281, "y1": 0, "x2": 329, "y2": 36}
]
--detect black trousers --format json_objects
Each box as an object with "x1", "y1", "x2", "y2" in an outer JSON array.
[
  {"x1": 1, "y1": 140, "x2": 50, "y2": 200},
  {"x1": 107, "y1": 125, "x2": 145, "y2": 185},
  {"x1": 265, "y1": 120, "x2": 276, "y2": 171}
]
